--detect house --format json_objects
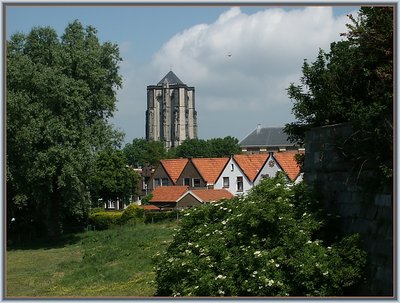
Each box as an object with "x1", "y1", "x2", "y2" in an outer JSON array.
[
  {"x1": 149, "y1": 186, "x2": 189, "y2": 210},
  {"x1": 239, "y1": 125, "x2": 301, "y2": 154},
  {"x1": 149, "y1": 186, "x2": 233, "y2": 210},
  {"x1": 189, "y1": 157, "x2": 229, "y2": 188},
  {"x1": 147, "y1": 158, "x2": 188, "y2": 191},
  {"x1": 213, "y1": 156, "x2": 254, "y2": 196},
  {"x1": 175, "y1": 189, "x2": 234, "y2": 209}
]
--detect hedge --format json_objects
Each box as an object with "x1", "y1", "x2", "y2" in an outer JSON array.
[{"x1": 88, "y1": 211, "x2": 122, "y2": 230}]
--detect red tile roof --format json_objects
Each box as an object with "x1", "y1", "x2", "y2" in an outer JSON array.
[
  {"x1": 191, "y1": 157, "x2": 230, "y2": 184},
  {"x1": 160, "y1": 159, "x2": 189, "y2": 184},
  {"x1": 273, "y1": 151, "x2": 303, "y2": 181},
  {"x1": 150, "y1": 186, "x2": 189, "y2": 202},
  {"x1": 233, "y1": 154, "x2": 269, "y2": 182},
  {"x1": 190, "y1": 189, "x2": 234, "y2": 203},
  {"x1": 139, "y1": 204, "x2": 160, "y2": 211}
]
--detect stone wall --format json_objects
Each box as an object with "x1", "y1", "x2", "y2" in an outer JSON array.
[{"x1": 303, "y1": 123, "x2": 393, "y2": 296}]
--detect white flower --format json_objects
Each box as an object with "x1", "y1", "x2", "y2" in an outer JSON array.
[
  {"x1": 218, "y1": 289, "x2": 225, "y2": 295},
  {"x1": 275, "y1": 263, "x2": 280, "y2": 268},
  {"x1": 254, "y1": 251, "x2": 262, "y2": 257},
  {"x1": 306, "y1": 240, "x2": 312, "y2": 244},
  {"x1": 215, "y1": 274, "x2": 226, "y2": 280},
  {"x1": 323, "y1": 271, "x2": 329, "y2": 276}
]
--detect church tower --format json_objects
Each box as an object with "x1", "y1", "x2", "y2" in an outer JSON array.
[{"x1": 145, "y1": 71, "x2": 198, "y2": 149}]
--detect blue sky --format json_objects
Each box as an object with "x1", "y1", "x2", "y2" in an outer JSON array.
[{"x1": 6, "y1": 4, "x2": 361, "y2": 144}]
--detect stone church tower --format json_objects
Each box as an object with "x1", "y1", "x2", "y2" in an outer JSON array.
[{"x1": 145, "y1": 71, "x2": 198, "y2": 149}]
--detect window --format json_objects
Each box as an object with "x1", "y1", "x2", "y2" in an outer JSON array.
[
  {"x1": 223, "y1": 177, "x2": 230, "y2": 188},
  {"x1": 193, "y1": 178, "x2": 201, "y2": 188},
  {"x1": 161, "y1": 178, "x2": 169, "y2": 186},
  {"x1": 261, "y1": 174, "x2": 270, "y2": 179},
  {"x1": 231, "y1": 164, "x2": 235, "y2": 172},
  {"x1": 183, "y1": 178, "x2": 191, "y2": 186},
  {"x1": 154, "y1": 178, "x2": 161, "y2": 188},
  {"x1": 237, "y1": 176, "x2": 243, "y2": 192}
]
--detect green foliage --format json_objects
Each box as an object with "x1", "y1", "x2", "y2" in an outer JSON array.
[
  {"x1": 90, "y1": 147, "x2": 140, "y2": 204},
  {"x1": 123, "y1": 138, "x2": 166, "y2": 167},
  {"x1": 285, "y1": 7, "x2": 393, "y2": 187},
  {"x1": 155, "y1": 175, "x2": 366, "y2": 296},
  {"x1": 88, "y1": 211, "x2": 122, "y2": 230},
  {"x1": 119, "y1": 203, "x2": 145, "y2": 225},
  {"x1": 141, "y1": 194, "x2": 153, "y2": 205},
  {"x1": 89, "y1": 207, "x2": 104, "y2": 215},
  {"x1": 174, "y1": 136, "x2": 241, "y2": 158},
  {"x1": 7, "y1": 20, "x2": 122, "y2": 238}
]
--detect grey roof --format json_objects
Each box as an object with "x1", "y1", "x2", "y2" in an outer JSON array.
[
  {"x1": 157, "y1": 71, "x2": 185, "y2": 86},
  {"x1": 239, "y1": 126, "x2": 293, "y2": 147}
]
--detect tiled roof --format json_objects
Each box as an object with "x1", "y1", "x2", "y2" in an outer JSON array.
[
  {"x1": 191, "y1": 157, "x2": 230, "y2": 184},
  {"x1": 239, "y1": 125, "x2": 294, "y2": 147},
  {"x1": 139, "y1": 204, "x2": 160, "y2": 211},
  {"x1": 157, "y1": 71, "x2": 185, "y2": 86},
  {"x1": 160, "y1": 159, "x2": 189, "y2": 184},
  {"x1": 273, "y1": 151, "x2": 303, "y2": 181},
  {"x1": 150, "y1": 186, "x2": 189, "y2": 202},
  {"x1": 189, "y1": 189, "x2": 234, "y2": 203},
  {"x1": 233, "y1": 154, "x2": 269, "y2": 182}
]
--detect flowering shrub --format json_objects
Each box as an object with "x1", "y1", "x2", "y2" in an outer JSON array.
[{"x1": 154, "y1": 174, "x2": 366, "y2": 296}]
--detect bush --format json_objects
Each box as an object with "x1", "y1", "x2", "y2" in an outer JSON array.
[
  {"x1": 119, "y1": 204, "x2": 145, "y2": 225},
  {"x1": 154, "y1": 175, "x2": 366, "y2": 297},
  {"x1": 145, "y1": 211, "x2": 179, "y2": 224},
  {"x1": 89, "y1": 211, "x2": 122, "y2": 230},
  {"x1": 89, "y1": 207, "x2": 105, "y2": 215}
]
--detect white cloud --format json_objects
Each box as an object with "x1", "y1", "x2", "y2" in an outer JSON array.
[{"x1": 115, "y1": 6, "x2": 355, "y2": 142}]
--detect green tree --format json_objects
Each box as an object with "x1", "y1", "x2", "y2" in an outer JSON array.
[
  {"x1": 90, "y1": 148, "x2": 140, "y2": 207},
  {"x1": 208, "y1": 136, "x2": 242, "y2": 157},
  {"x1": 123, "y1": 138, "x2": 166, "y2": 167},
  {"x1": 7, "y1": 21, "x2": 122, "y2": 238},
  {"x1": 173, "y1": 137, "x2": 241, "y2": 158},
  {"x1": 285, "y1": 7, "x2": 393, "y2": 186},
  {"x1": 155, "y1": 175, "x2": 366, "y2": 296}
]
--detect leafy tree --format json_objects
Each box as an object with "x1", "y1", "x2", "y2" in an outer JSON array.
[
  {"x1": 173, "y1": 137, "x2": 241, "y2": 158},
  {"x1": 155, "y1": 175, "x2": 366, "y2": 296},
  {"x1": 174, "y1": 138, "x2": 210, "y2": 158},
  {"x1": 208, "y1": 136, "x2": 242, "y2": 157},
  {"x1": 123, "y1": 138, "x2": 166, "y2": 167},
  {"x1": 7, "y1": 21, "x2": 122, "y2": 238},
  {"x1": 285, "y1": 7, "x2": 393, "y2": 186},
  {"x1": 90, "y1": 148, "x2": 140, "y2": 207}
]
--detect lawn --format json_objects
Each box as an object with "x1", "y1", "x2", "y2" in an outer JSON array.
[{"x1": 6, "y1": 221, "x2": 177, "y2": 297}]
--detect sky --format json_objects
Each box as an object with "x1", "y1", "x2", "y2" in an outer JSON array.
[{"x1": 6, "y1": 4, "x2": 361, "y2": 144}]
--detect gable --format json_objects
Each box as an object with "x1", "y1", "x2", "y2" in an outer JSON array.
[
  {"x1": 176, "y1": 160, "x2": 205, "y2": 186},
  {"x1": 273, "y1": 151, "x2": 303, "y2": 181},
  {"x1": 191, "y1": 157, "x2": 230, "y2": 184},
  {"x1": 233, "y1": 154, "x2": 269, "y2": 182},
  {"x1": 160, "y1": 159, "x2": 189, "y2": 184}
]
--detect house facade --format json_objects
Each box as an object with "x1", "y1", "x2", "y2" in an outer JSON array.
[
  {"x1": 213, "y1": 157, "x2": 253, "y2": 196},
  {"x1": 147, "y1": 158, "x2": 188, "y2": 191}
]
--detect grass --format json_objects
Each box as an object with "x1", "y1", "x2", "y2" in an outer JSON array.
[{"x1": 6, "y1": 221, "x2": 177, "y2": 297}]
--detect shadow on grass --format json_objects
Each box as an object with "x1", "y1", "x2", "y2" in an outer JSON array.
[{"x1": 6, "y1": 231, "x2": 85, "y2": 251}]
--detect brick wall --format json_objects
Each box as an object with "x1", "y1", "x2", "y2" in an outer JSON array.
[{"x1": 303, "y1": 123, "x2": 393, "y2": 296}]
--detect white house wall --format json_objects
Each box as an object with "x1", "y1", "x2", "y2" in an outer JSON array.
[
  {"x1": 214, "y1": 158, "x2": 252, "y2": 196},
  {"x1": 254, "y1": 155, "x2": 282, "y2": 186}
]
